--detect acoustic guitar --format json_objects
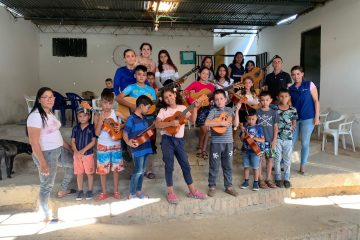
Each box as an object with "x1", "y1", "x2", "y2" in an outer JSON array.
[
  {"x1": 117, "y1": 95, "x2": 157, "y2": 120},
  {"x1": 182, "y1": 82, "x2": 244, "y2": 107},
  {"x1": 243, "y1": 129, "x2": 262, "y2": 156},
  {"x1": 80, "y1": 101, "x2": 124, "y2": 141},
  {"x1": 162, "y1": 95, "x2": 208, "y2": 135},
  {"x1": 157, "y1": 66, "x2": 200, "y2": 93},
  {"x1": 131, "y1": 122, "x2": 156, "y2": 146},
  {"x1": 232, "y1": 93, "x2": 261, "y2": 110}
]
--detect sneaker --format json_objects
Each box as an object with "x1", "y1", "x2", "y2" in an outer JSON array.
[
  {"x1": 275, "y1": 180, "x2": 284, "y2": 188},
  {"x1": 252, "y1": 181, "x2": 259, "y2": 191},
  {"x1": 76, "y1": 191, "x2": 84, "y2": 201},
  {"x1": 259, "y1": 180, "x2": 269, "y2": 189},
  {"x1": 283, "y1": 180, "x2": 291, "y2": 188},
  {"x1": 85, "y1": 191, "x2": 93, "y2": 200},
  {"x1": 207, "y1": 188, "x2": 216, "y2": 197},
  {"x1": 136, "y1": 192, "x2": 149, "y2": 199},
  {"x1": 265, "y1": 180, "x2": 277, "y2": 188},
  {"x1": 187, "y1": 190, "x2": 206, "y2": 200},
  {"x1": 240, "y1": 180, "x2": 249, "y2": 189},
  {"x1": 225, "y1": 187, "x2": 238, "y2": 197},
  {"x1": 167, "y1": 192, "x2": 178, "y2": 204}
]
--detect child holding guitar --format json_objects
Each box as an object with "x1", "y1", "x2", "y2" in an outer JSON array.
[
  {"x1": 236, "y1": 76, "x2": 260, "y2": 125},
  {"x1": 184, "y1": 66, "x2": 215, "y2": 159},
  {"x1": 123, "y1": 95, "x2": 154, "y2": 199},
  {"x1": 240, "y1": 110, "x2": 265, "y2": 191},
  {"x1": 94, "y1": 89, "x2": 126, "y2": 201},
  {"x1": 155, "y1": 87, "x2": 206, "y2": 204},
  {"x1": 204, "y1": 89, "x2": 241, "y2": 197}
]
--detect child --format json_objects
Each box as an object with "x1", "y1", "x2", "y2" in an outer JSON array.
[
  {"x1": 147, "y1": 72, "x2": 158, "y2": 94},
  {"x1": 205, "y1": 89, "x2": 241, "y2": 197},
  {"x1": 155, "y1": 49, "x2": 179, "y2": 88},
  {"x1": 94, "y1": 88, "x2": 126, "y2": 201},
  {"x1": 155, "y1": 87, "x2": 206, "y2": 204},
  {"x1": 274, "y1": 89, "x2": 297, "y2": 188},
  {"x1": 240, "y1": 110, "x2": 265, "y2": 191},
  {"x1": 118, "y1": 65, "x2": 157, "y2": 178},
  {"x1": 237, "y1": 76, "x2": 260, "y2": 125},
  {"x1": 214, "y1": 64, "x2": 234, "y2": 104},
  {"x1": 104, "y1": 78, "x2": 114, "y2": 92},
  {"x1": 184, "y1": 66, "x2": 215, "y2": 159},
  {"x1": 228, "y1": 52, "x2": 245, "y2": 83},
  {"x1": 71, "y1": 107, "x2": 96, "y2": 200},
  {"x1": 123, "y1": 95, "x2": 154, "y2": 199},
  {"x1": 257, "y1": 91, "x2": 279, "y2": 189}
]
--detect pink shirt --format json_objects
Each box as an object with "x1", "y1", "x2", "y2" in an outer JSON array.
[
  {"x1": 184, "y1": 81, "x2": 215, "y2": 104},
  {"x1": 157, "y1": 105, "x2": 191, "y2": 138}
]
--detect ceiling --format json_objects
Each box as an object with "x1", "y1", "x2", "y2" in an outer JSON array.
[{"x1": 0, "y1": 0, "x2": 329, "y2": 31}]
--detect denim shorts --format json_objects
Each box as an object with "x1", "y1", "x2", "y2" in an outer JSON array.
[
  {"x1": 263, "y1": 141, "x2": 277, "y2": 159},
  {"x1": 243, "y1": 151, "x2": 260, "y2": 169}
]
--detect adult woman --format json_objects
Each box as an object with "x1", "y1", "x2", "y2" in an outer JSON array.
[
  {"x1": 289, "y1": 66, "x2": 320, "y2": 174},
  {"x1": 228, "y1": 52, "x2": 245, "y2": 83},
  {"x1": 136, "y1": 42, "x2": 156, "y2": 73},
  {"x1": 27, "y1": 87, "x2": 70, "y2": 221},
  {"x1": 200, "y1": 56, "x2": 215, "y2": 81}
]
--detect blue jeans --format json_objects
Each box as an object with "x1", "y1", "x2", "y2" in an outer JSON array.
[
  {"x1": 32, "y1": 146, "x2": 62, "y2": 219},
  {"x1": 161, "y1": 135, "x2": 193, "y2": 187},
  {"x1": 292, "y1": 118, "x2": 314, "y2": 166},
  {"x1": 275, "y1": 139, "x2": 293, "y2": 181},
  {"x1": 129, "y1": 154, "x2": 148, "y2": 195},
  {"x1": 243, "y1": 151, "x2": 260, "y2": 169},
  {"x1": 58, "y1": 148, "x2": 74, "y2": 192}
]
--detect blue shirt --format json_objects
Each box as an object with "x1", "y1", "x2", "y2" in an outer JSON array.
[
  {"x1": 122, "y1": 83, "x2": 156, "y2": 100},
  {"x1": 71, "y1": 123, "x2": 96, "y2": 155},
  {"x1": 113, "y1": 66, "x2": 136, "y2": 96},
  {"x1": 241, "y1": 125, "x2": 264, "y2": 153},
  {"x1": 124, "y1": 113, "x2": 153, "y2": 158},
  {"x1": 229, "y1": 63, "x2": 245, "y2": 83},
  {"x1": 289, "y1": 80, "x2": 315, "y2": 121}
]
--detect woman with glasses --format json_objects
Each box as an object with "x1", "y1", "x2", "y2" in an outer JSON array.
[{"x1": 26, "y1": 87, "x2": 69, "y2": 222}]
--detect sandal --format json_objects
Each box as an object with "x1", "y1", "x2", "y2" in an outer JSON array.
[
  {"x1": 96, "y1": 193, "x2": 110, "y2": 201},
  {"x1": 113, "y1": 192, "x2": 121, "y2": 200},
  {"x1": 145, "y1": 171, "x2": 156, "y2": 179},
  {"x1": 196, "y1": 147, "x2": 202, "y2": 158},
  {"x1": 202, "y1": 151, "x2": 208, "y2": 160},
  {"x1": 57, "y1": 189, "x2": 76, "y2": 198}
]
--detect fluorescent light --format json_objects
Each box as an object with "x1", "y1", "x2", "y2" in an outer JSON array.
[
  {"x1": 277, "y1": 14, "x2": 297, "y2": 25},
  {"x1": 243, "y1": 34, "x2": 256, "y2": 55},
  {"x1": 145, "y1": 1, "x2": 178, "y2": 12},
  {"x1": 7, "y1": 7, "x2": 23, "y2": 17}
]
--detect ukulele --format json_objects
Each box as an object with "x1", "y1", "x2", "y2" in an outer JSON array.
[
  {"x1": 157, "y1": 66, "x2": 200, "y2": 93},
  {"x1": 162, "y1": 95, "x2": 208, "y2": 135},
  {"x1": 243, "y1": 128, "x2": 262, "y2": 156},
  {"x1": 131, "y1": 122, "x2": 156, "y2": 146},
  {"x1": 80, "y1": 101, "x2": 124, "y2": 141}
]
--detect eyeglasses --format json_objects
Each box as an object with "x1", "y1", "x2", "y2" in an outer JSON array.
[{"x1": 40, "y1": 96, "x2": 56, "y2": 101}]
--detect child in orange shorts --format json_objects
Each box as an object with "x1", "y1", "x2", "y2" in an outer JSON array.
[{"x1": 71, "y1": 107, "x2": 96, "y2": 200}]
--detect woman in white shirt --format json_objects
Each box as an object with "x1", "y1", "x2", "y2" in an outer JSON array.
[
  {"x1": 27, "y1": 87, "x2": 66, "y2": 221},
  {"x1": 155, "y1": 49, "x2": 179, "y2": 88}
]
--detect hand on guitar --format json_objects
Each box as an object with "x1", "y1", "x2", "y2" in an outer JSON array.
[
  {"x1": 235, "y1": 101, "x2": 242, "y2": 111},
  {"x1": 220, "y1": 120, "x2": 231, "y2": 127},
  {"x1": 170, "y1": 120, "x2": 180, "y2": 127},
  {"x1": 128, "y1": 139, "x2": 139, "y2": 148}
]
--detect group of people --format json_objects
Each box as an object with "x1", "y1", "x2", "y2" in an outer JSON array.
[{"x1": 26, "y1": 42, "x2": 320, "y2": 221}]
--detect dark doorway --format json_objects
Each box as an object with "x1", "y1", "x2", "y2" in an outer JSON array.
[{"x1": 301, "y1": 26, "x2": 321, "y2": 95}]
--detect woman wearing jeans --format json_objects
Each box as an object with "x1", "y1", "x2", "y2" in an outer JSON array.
[
  {"x1": 27, "y1": 87, "x2": 72, "y2": 221},
  {"x1": 289, "y1": 66, "x2": 320, "y2": 174}
]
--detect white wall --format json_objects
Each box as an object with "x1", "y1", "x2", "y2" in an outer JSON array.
[
  {"x1": 39, "y1": 30, "x2": 214, "y2": 96},
  {"x1": 257, "y1": 0, "x2": 360, "y2": 146},
  {"x1": 0, "y1": 8, "x2": 39, "y2": 124}
]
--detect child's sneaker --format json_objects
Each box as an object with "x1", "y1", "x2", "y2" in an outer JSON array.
[
  {"x1": 275, "y1": 180, "x2": 284, "y2": 188},
  {"x1": 252, "y1": 181, "x2": 260, "y2": 191},
  {"x1": 207, "y1": 188, "x2": 216, "y2": 197},
  {"x1": 76, "y1": 190, "x2": 84, "y2": 201},
  {"x1": 85, "y1": 191, "x2": 93, "y2": 200},
  {"x1": 167, "y1": 192, "x2": 178, "y2": 204},
  {"x1": 283, "y1": 180, "x2": 291, "y2": 188},
  {"x1": 187, "y1": 190, "x2": 206, "y2": 200},
  {"x1": 241, "y1": 180, "x2": 249, "y2": 189}
]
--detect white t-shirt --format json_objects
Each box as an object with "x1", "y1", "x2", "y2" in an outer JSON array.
[
  {"x1": 98, "y1": 109, "x2": 121, "y2": 146},
  {"x1": 27, "y1": 110, "x2": 63, "y2": 151},
  {"x1": 157, "y1": 105, "x2": 191, "y2": 138}
]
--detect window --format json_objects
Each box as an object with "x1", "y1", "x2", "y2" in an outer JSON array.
[{"x1": 52, "y1": 38, "x2": 87, "y2": 57}]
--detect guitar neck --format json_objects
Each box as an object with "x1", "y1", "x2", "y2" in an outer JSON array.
[
  {"x1": 136, "y1": 122, "x2": 156, "y2": 137},
  {"x1": 178, "y1": 102, "x2": 197, "y2": 118},
  {"x1": 158, "y1": 66, "x2": 200, "y2": 91}
]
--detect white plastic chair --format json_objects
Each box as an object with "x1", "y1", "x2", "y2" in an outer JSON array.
[
  {"x1": 317, "y1": 112, "x2": 329, "y2": 138},
  {"x1": 24, "y1": 95, "x2": 35, "y2": 113},
  {"x1": 322, "y1": 114, "x2": 356, "y2": 155}
]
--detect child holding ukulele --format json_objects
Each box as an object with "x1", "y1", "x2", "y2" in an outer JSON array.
[
  {"x1": 155, "y1": 87, "x2": 206, "y2": 204},
  {"x1": 184, "y1": 66, "x2": 215, "y2": 159}
]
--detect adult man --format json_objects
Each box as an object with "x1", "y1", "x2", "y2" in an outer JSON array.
[{"x1": 263, "y1": 55, "x2": 292, "y2": 102}]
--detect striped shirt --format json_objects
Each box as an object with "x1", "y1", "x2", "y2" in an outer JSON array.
[
  {"x1": 71, "y1": 123, "x2": 96, "y2": 155},
  {"x1": 206, "y1": 106, "x2": 234, "y2": 143},
  {"x1": 124, "y1": 113, "x2": 153, "y2": 158}
]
